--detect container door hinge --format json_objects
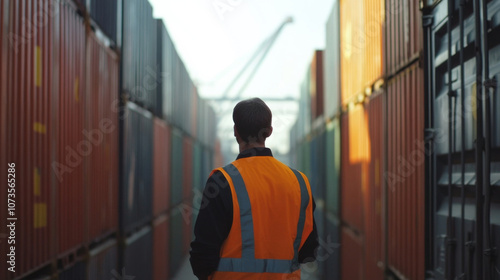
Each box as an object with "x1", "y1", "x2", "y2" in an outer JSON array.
[
  {"x1": 423, "y1": 15, "x2": 434, "y2": 28},
  {"x1": 484, "y1": 247, "x2": 497, "y2": 258},
  {"x1": 448, "y1": 90, "x2": 457, "y2": 97},
  {"x1": 425, "y1": 128, "x2": 436, "y2": 143},
  {"x1": 484, "y1": 77, "x2": 497, "y2": 90}
]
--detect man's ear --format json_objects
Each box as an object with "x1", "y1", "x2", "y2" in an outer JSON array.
[
  {"x1": 268, "y1": 126, "x2": 273, "y2": 138},
  {"x1": 234, "y1": 125, "x2": 241, "y2": 144}
]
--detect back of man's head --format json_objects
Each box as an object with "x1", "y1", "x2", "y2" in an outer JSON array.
[{"x1": 233, "y1": 98, "x2": 272, "y2": 144}]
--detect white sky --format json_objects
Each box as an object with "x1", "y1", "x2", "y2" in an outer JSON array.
[{"x1": 149, "y1": 0, "x2": 335, "y2": 157}]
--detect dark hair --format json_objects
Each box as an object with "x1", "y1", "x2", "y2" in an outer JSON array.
[{"x1": 232, "y1": 98, "x2": 272, "y2": 143}]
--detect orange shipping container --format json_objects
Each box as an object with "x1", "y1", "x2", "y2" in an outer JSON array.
[{"x1": 340, "y1": 0, "x2": 384, "y2": 105}]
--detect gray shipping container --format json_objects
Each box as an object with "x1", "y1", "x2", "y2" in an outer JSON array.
[
  {"x1": 121, "y1": 102, "x2": 154, "y2": 234},
  {"x1": 121, "y1": 0, "x2": 157, "y2": 111},
  {"x1": 324, "y1": 1, "x2": 341, "y2": 119},
  {"x1": 88, "y1": 239, "x2": 118, "y2": 280},
  {"x1": 122, "y1": 226, "x2": 153, "y2": 280}
]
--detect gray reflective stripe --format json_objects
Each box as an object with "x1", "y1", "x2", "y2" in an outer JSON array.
[
  {"x1": 222, "y1": 164, "x2": 255, "y2": 259},
  {"x1": 290, "y1": 168, "x2": 309, "y2": 265},
  {"x1": 217, "y1": 258, "x2": 297, "y2": 273},
  {"x1": 218, "y1": 164, "x2": 309, "y2": 274}
]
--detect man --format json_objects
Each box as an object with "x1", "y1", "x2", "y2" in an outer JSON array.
[{"x1": 190, "y1": 98, "x2": 318, "y2": 280}]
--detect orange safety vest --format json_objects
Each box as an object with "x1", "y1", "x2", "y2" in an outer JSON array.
[{"x1": 208, "y1": 155, "x2": 314, "y2": 280}]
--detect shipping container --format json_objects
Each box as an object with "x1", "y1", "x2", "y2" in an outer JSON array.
[
  {"x1": 59, "y1": 261, "x2": 86, "y2": 280},
  {"x1": 56, "y1": 1, "x2": 86, "y2": 256},
  {"x1": 384, "y1": 0, "x2": 422, "y2": 77},
  {"x1": 310, "y1": 50, "x2": 324, "y2": 121},
  {"x1": 122, "y1": 226, "x2": 153, "y2": 280},
  {"x1": 170, "y1": 128, "x2": 184, "y2": 207},
  {"x1": 169, "y1": 206, "x2": 186, "y2": 278},
  {"x1": 153, "y1": 214, "x2": 169, "y2": 280},
  {"x1": 88, "y1": 239, "x2": 118, "y2": 280},
  {"x1": 324, "y1": 1, "x2": 341, "y2": 119},
  {"x1": 121, "y1": 102, "x2": 153, "y2": 234},
  {"x1": 121, "y1": 0, "x2": 157, "y2": 111},
  {"x1": 364, "y1": 92, "x2": 385, "y2": 280},
  {"x1": 340, "y1": 106, "x2": 369, "y2": 232},
  {"x1": 86, "y1": 31, "x2": 120, "y2": 242},
  {"x1": 340, "y1": 226, "x2": 364, "y2": 280},
  {"x1": 386, "y1": 63, "x2": 424, "y2": 280},
  {"x1": 183, "y1": 136, "x2": 194, "y2": 203},
  {"x1": 1, "y1": 0, "x2": 55, "y2": 278},
  {"x1": 324, "y1": 213, "x2": 341, "y2": 280},
  {"x1": 325, "y1": 119, "x2": 341, "y2": 216},
  {"x1": 340, "y1": 0, "x2": 384, "y2": 105},
  {"x1": 423, "y1": 0, "x2": 500, "y2": 278},
  {"x1": 87, "y1": 0, "x2": 121, "y2": 46},
  {"x1": 310, "y1": 131, "x2": 326, "y2": 199},
  {"x1": 156, "y1": 19, "x2": 173, "y2": 120},
  {"x1": 153, "y1": 118, "x2": 171, "y2": 217}
]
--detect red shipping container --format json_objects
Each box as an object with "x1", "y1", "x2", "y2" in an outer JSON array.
[
  {"x1": 153, "y1": 214, "x2": 170, "y2": 280},
  {"x1": 153, "y1": 118, "x2": 171, "y2": 217},
  {"x1": 310, "y1": 50, "x2": 324, "y2": 120},
  {"x1": 386, "y1": 63, "x2": 424, "y2": 279},
  {"x1": 2, "y1": 0, "x2": 56, "y2": 278},
  {"x1": 340, "y1": 106, "x2": 369, "y2": 232},
  {"x1": 55, "y1": 0, "x2": 85, "y2": 257},
  {"x1": 182, "y1": 136, "x2": 193, "y2": 254},
  {"x1": 385, "y1": 0, "x2": 422, "y2": 77},
  {"x1": 341, "y1": 226, "x2": 364, "y2": 280},
  {"x1": 86, "y1": 32, "x2": 120, "y2": 242},
  {"x1": 364, "y1": 92, "x2": 385, "y2": 280}
]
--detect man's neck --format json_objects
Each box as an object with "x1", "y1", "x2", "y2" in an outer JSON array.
[{"x1": 238, "y1": 142, "x2": 266, "y2": 153}]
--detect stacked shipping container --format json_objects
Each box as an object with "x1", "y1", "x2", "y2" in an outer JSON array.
[{"x1": 0, "y1": 0, "x2": 221, "y2": 278}]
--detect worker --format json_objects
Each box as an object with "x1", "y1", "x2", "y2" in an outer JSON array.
[{"x1": 190, "y1": 98, "x2": 318, "y2": 280}]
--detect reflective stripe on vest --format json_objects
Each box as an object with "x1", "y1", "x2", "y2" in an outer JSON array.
[{"x1": 217, "y1": 164, "x2": 310, "y2": 273}]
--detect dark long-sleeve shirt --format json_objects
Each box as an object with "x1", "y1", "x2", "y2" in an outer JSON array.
[{"x1": 190, "y1": 147, "x2": 319, "y2": 280}]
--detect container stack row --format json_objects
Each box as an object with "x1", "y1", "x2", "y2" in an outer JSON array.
[
  {"x1": 290, "y1": 0, "x2": 500, "y2": 279},
  {"x1": 0, "y1": 0, "x2": 220, "y2": 279}
]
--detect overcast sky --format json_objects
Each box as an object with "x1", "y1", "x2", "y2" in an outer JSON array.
[{"x1": 149, "y1": 0, "x2": 335, "y2": 157}]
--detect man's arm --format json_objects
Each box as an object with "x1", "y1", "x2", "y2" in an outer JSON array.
[
  {"x1": 298, "y1": 198, "x2": 319, "y2": 263},
  {"x1": 190, "y1": 171, "x2": 233, "y2": 280}
]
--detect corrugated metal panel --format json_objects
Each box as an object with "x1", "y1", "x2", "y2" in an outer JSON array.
[
  {"x1": 340, "y1": 0, "x2": 384, "y2": 105},
  {"x1": 153, "y1": 215, "x2": 169, "y2": 280},
  {"x1": 385, "y1": 0, "x2": 422, "y2": 76},
  {"x1": 387, "y1": 63, "x2": 424, "y2": 279},
  {"x1": 59, "y1": 261, "x2": 86, "y2": 280},
  {"x1": 170, "y1": 128, "x2": 184, "y2": 207},
  {"x1": 183, "y1": 136, "x2": 194, "y2": 203},
  {"x1": 325, "y1": 119, "x2": 341, "y2": 216},
  {"x1": 88, "y1": 239, "x2": 118, "y2": 280},
  {"x1": 121, "y1": 102, "x2": 153, "y2": 234},
  {"x1": 88, "y1": 0, "x2": 121, "y2": 46},
  {"x1": 2, "y1": 1, "x2": 55, "y2": 278},
  {"x1": 56, "y1": 1, "x2": 85, "y2": 256},
  {"x1": 340, "y1": 106, "x2": 368, "y2": 232},
  {"x1": 364, "y1": 93, "x2": 385, "y2": 280},
  {"x1": 169, "y1": 207, "x2": 185, "y2": 278},
  {"x1": 121, "y1": 0, "x2": 157, "y2": 111},
  {"x1": 310, "y1": 50, "x2": 324, "y2": 120},
  {"x1": 153, "y1": 118, "x2": 171, "y2": 217},
  {"x1": 324, "y1": 1, "x2": 341, "y2": 119},
  {"x1": 86, "y1": 31, "x2": 120, "y2": 242},
  {"x1": 340, "y1": 226, "x2": 364, "y2": 280},
  {"x1": 324, "y1": 214, "x2": 341, "y2": 280},
  {"x1": 310, "y1": 132, "x2": 326, "y2": 199},
  {"x1": 156, "y1": 19, "x2": 173, "y2": 120},
  {"x1": 123, "y1": 226, "x2": 153, "y2": 280}
]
